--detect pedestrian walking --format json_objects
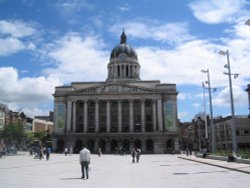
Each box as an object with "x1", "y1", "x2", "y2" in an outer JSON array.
[
  {"x1": 46, "y1": 147, "x2": 51, "y2": 160},
  {"x1": 186, "y1": 147, "x2": 189, "y2": 156},
  {"x1": 131, "y1": 147, "x2": 137, "y2": 163},
  {"x1": 136, "y1": 148, "x2": 141, "y2": 163},
  {"x1": 39, "y1": 146, "x2": 44, "y2": 160},
  {"x1": 98, "y1": 148, "x2": 102, "y2": 157},
  {"x1": 202, "y1": 147, "x2": 207, "y2": 158},
  {"x1": 64, "y1": 147, "x2": 68, "y2": 156},
  {"x1": 69, "y1": 146, "x2": 73, "y2": 155},
  {"x1": 79, "y1": 144, "x2": 91, "y2": 179}
]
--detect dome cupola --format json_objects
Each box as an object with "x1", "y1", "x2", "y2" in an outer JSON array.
[
  {"x1": 110, "y1": 30, "x2": 138, "y2": 60},
  {"x1": 107, "y1": 30, "x2": 141, "y2": 82}
]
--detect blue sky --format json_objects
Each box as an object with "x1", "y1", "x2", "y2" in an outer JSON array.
[{"x1": 0, "y1": 0, "x2": 250, "y2": 122}]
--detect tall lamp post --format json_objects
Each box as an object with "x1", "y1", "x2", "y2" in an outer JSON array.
[
  {"x1": 219, "y1": 50, "x2": 238, "y2": 152},
  {"x1": 245, "y1": 19, "x2": 250, "y2": 118},
  {"x1": 246, "y1": 84, "x2": 250, "y2": 118},
  {"x1": 202, "y1": 82, "x2": 208, "y2": 143},
  {"x1": 197, "y1": 117, "x2": 202, "y2": 152},
  {"x1": 201, "y1": 69, "x2": 216, "y2": 153}
]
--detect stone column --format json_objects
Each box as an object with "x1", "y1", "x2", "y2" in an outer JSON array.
[
  {"x1": 114, "y1": 64, "x2": 117, "y2": 79},
  {"x1": 174, "y1": 137, "x2": 179, "y2": 152},
  {"x1": 122, "y1": 65, "x2": 125, "y2": 78},
  {"x1": 83, "y1": 100, "x2": 88, "y2": 133},
  {"x1": 141, "y1": 99, "x2": 145, "y2": 132},
  {"x1": 129, "y1": 100, "x2": 134, "y2": 132},
  {"x1": 118, "y1": 100, "x2": 122, "y2": 132},
  {"x1": 95, "y1": 99, "x2": 99, "y2": 133},
  {"x1": 106, "y1": 140, "x2": 111, "y2": 153},
  {"x1": 141, "y1": 139, "x2": 146, "y2": 153},
  {"x1": 152, "y1": 100, "x2": 157, "y2": 132},
  {"x1": 72, "y1": 101, "x2": 76, "y2": 133},
  {"x1": 157, "y1": 99, "x2": 163, "y2": 131},
  {"x1": 66, "y1": 100, "x2": 72, "y2": 132},
  {"x1": 106, "y1": 100, "x2": 111, "y2": 133}
]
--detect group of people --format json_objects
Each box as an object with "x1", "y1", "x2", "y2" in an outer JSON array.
[
  {"x1": 185, "y1": 147, "x2": 192, "y2": 156},
  {"x1": 0, "y1": 144, "x2": 17, "y2": 157},
  {"x1": 228, "y1": 151, "x2": 238, "y2": 162},
  {"x1": 30, "y1": 146, "x2": 51, "y2": 160},
  {"x1": 64, "y1": 146, "x2": 73, "y2": 156}
]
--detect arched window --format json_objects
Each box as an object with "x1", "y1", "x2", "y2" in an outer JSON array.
[
  {"x1": 146, "y1": 139, "x2": 154, "y2": 153},
  {"x1": 74, "y1": 139, "x2": 83, "y2": 153}
]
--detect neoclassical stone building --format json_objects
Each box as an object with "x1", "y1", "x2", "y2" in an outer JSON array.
[{"x1": 53, "y1": 31, "x2": 179, "y2": 154}]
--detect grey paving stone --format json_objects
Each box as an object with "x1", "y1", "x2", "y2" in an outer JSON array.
[{"x1": 0, "y1": 153, "x2": 250, "y2": 188}]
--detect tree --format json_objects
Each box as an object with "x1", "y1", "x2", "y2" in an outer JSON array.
[
  {"x1": 33, "y1": 130, "x2": 52, "y2": 147},
  {"x1": 2, "y1": 122, "x2": 24, "y2": 146}
]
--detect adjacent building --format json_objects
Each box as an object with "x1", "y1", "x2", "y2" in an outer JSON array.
[
  {"x1": 184, "y1": 114, "x2": 250, "y2": 152},
  {"x1": 0, "y1": 103, "x2": 8, "y2": 131},
  {"x1": 53, "y1": 31, "x2": 179, "y2": 154}
]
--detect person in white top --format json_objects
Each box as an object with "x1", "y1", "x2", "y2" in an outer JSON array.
[{"x1": 79, "y1": 144, "x2": 91, "y2": 179}]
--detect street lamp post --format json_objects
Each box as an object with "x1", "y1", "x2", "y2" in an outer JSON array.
[
  {"x1": 197, "y1": 117, "x2": 202, "y2": 152},
  {"x1": 202, "y1": 82, "x2": 208, "y2": 140},
  {"x1": 201, "y1": 69, "x2": 216, "y2": 153},
  {"x1": 219, "y1": 50, "x2": 238, "y2": 152},
  {"x1": 245, "y1": 20, "x2": 250, "y2": 118}
]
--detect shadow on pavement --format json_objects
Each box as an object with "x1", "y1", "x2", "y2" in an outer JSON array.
[{"x1": 59, "y1": 178, "x2": 83, "y2": 180}]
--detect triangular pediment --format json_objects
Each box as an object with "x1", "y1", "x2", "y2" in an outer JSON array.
[{"x1": 75, "y1": 83, "x2": 156, "y2": 94}]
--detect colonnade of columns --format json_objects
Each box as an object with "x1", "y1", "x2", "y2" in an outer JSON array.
[
  {"x1": 108, "y1": 63, "x2": 140, "y2": 80},
  {"x1": 66, "y1": 99, "x2": 163, "y2": 133}
]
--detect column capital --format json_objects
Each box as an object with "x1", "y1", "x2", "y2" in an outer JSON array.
[{"x1": 69, "y1": 97, "x2": 77, "y2": 102}]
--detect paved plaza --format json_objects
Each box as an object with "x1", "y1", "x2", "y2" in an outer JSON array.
[{"x1": 1, "y1": 152, "x2": 250, "y2": 188}]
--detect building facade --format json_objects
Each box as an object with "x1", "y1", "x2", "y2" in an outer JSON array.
[
  {"x1": 33, "y1": 118, "x2": 53, "y2": 133},
  {"x1": 0, "y1": 103, "x2": 8, "y2": 131},
  {"x1": 53, "y1": 31, "x2": 179, "y2": 154},
  {"x1": 214, "y1": 116, "x2": 250, "y2": 150},
  {"x1": 185, "y1": 114, "x2": 250, "y2": 152}
]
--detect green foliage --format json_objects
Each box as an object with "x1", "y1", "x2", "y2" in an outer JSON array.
[
  {"x1": 215, "y1": 149, "x2": 250, "y2": 159},
  {"x1": 2, "y1": 122, "x2": 24, "y2": 145},
  {"x1": 25, "y1": 132, "x2": 35, "y2": 141},
  {"x1": 30, "y1": 130, "x2": 52, "y2": 147},
  {"x1": 214, "y1": 150, "x2": 228, "y2": 157},
  {"x1": 34, "y1": 131, "x2": 47, "y2": 141},
  {"x1": 237, "y1": 150, "x2": 250, "y2": 159}
]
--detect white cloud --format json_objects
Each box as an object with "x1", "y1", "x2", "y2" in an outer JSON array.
[
  {"x1": 56, "y1": 0, "x2": 93, "y2": 9},
  {"x1": 0, "y1": 37, "x2": 36, "y2": 57},
  {"x1": 0, "y1": 37, "x2": 25, "y2": 56},
  {"x1": 213, "y1": 86, "x2": 248, "y2": 107},
  {"x1": 178, "y1": 111, "x2": 190, "y2": 121},
  {"x1": 178, "y1": 93, "x2": 187, "y2": 100},
  {"x1": 137, "y1": 40, "x2": 227, "y2": 86},
  {"x1": 0, "y1": 20, "x2": 37, "y2": 38},
  {"x1": 189, "y1": 0, "x2": 247, "y2": 24},
  {"x1": 193, "y1": 102, "x2": 201, "y2": 108},
  {"x1": 0, "y1": 67, "x2": 61, "y2": 117},
  {"x1": 20, "y1": 107, "x2": 50, "y2": 118},
  {"x1": 118, "y1": 3, "x2": 130, "y2": 12},
  {"x1": 43, "y1": 32, "x2": 109, "y2": 83},
  {"x1": 0, "y1": 20, "x2": 37, "y2": 56},
  {"x1": 54, "y1": 0, "x2": 94, "y2": 17},
  {"x1": 109, "y1": 21, "x2": 193, "y2": 44}
]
